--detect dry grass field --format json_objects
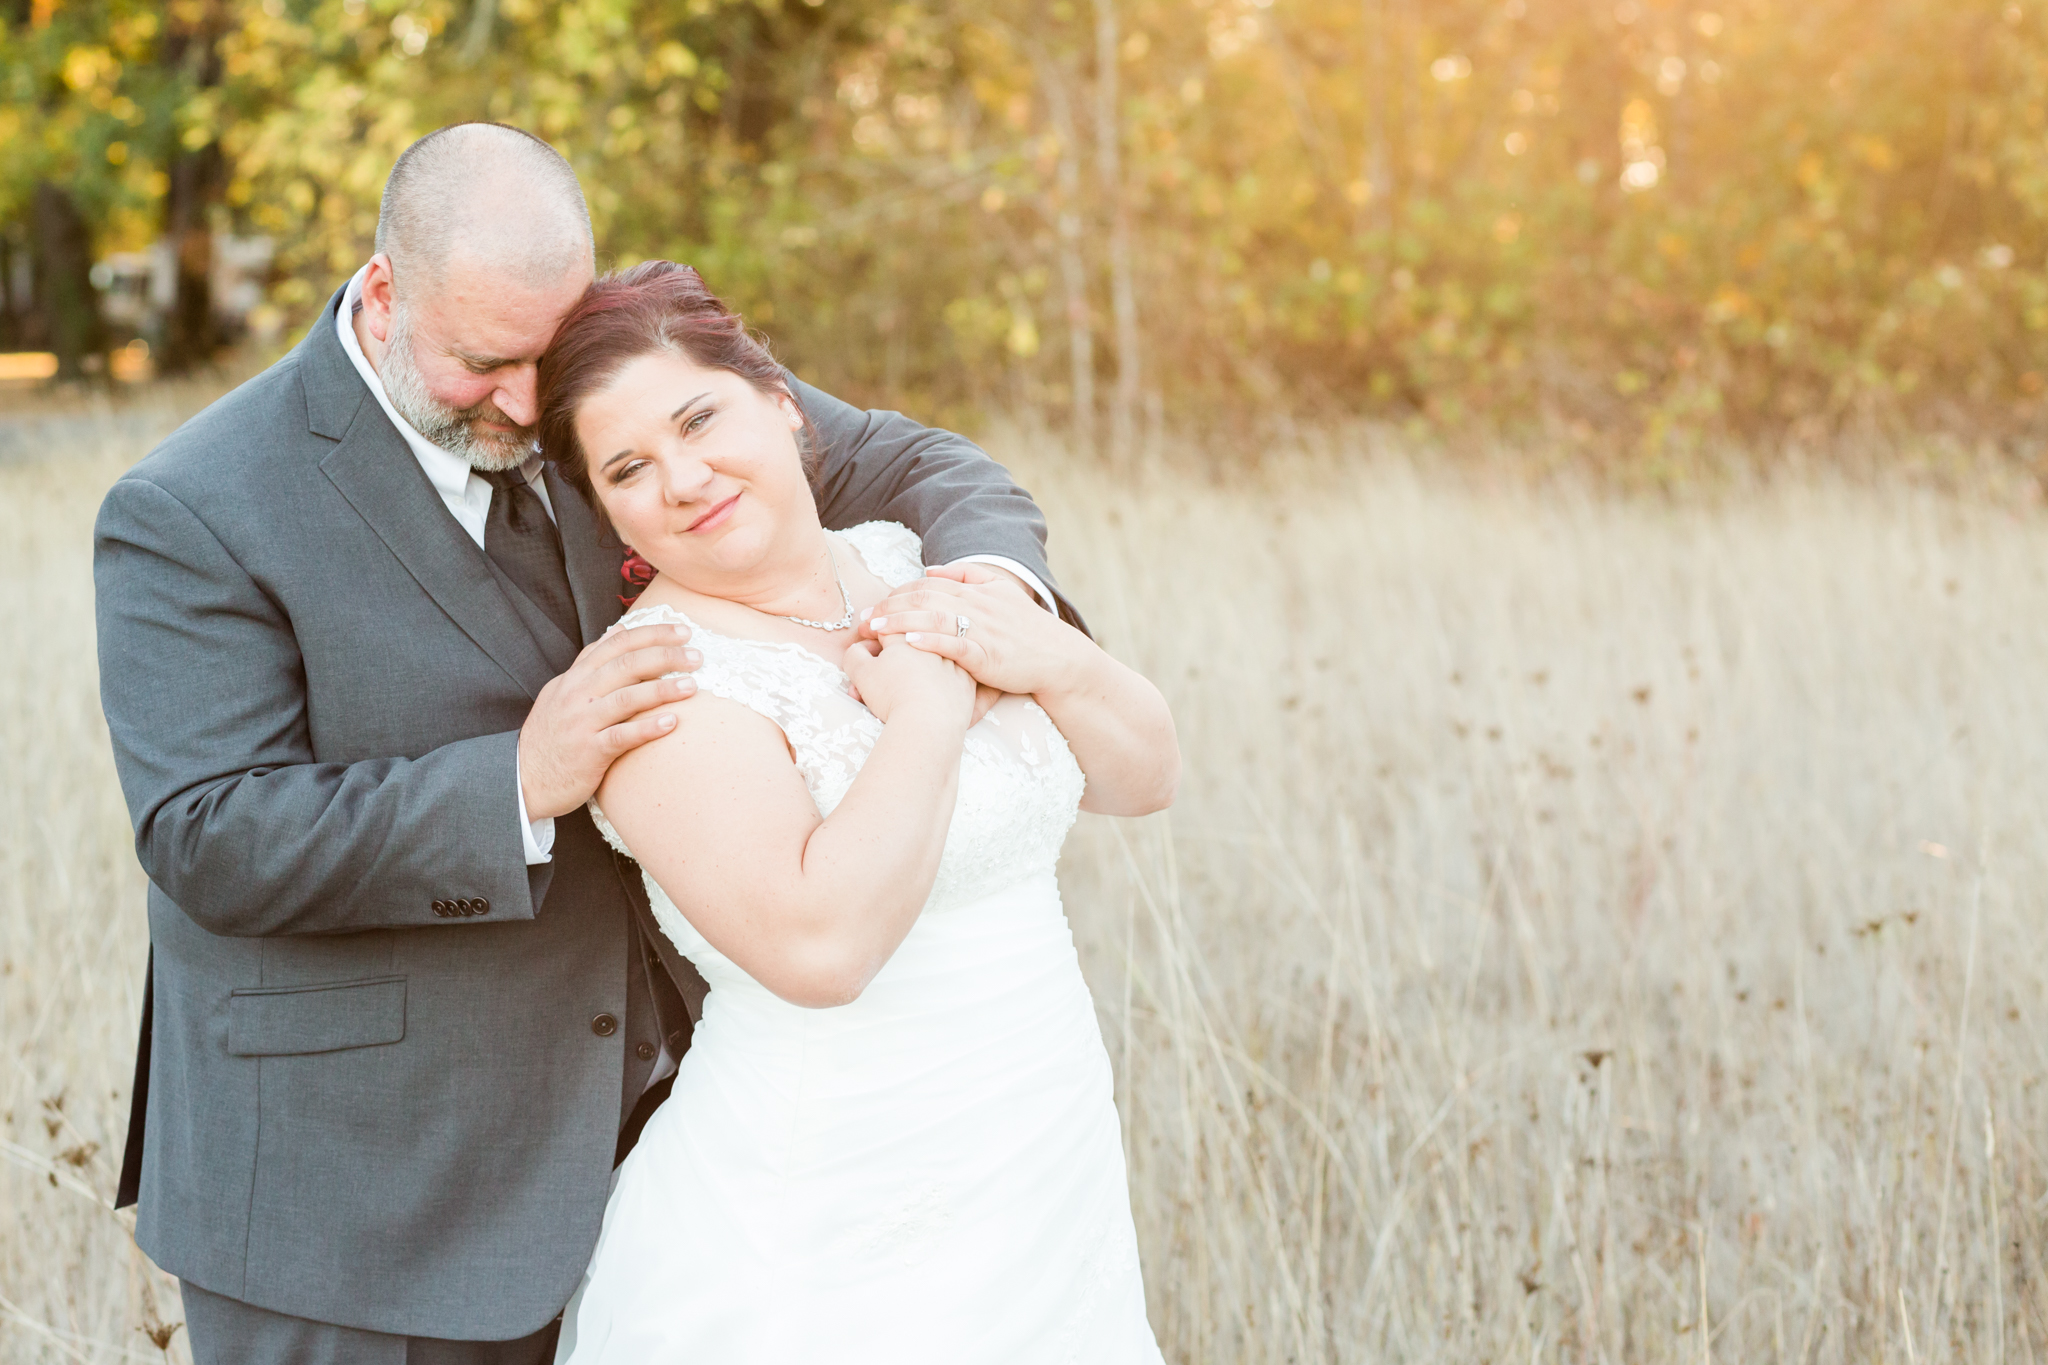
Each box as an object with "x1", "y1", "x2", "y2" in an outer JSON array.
[{"x1": 5, "y1": 392, "x2": 2048, "y2": 1362}]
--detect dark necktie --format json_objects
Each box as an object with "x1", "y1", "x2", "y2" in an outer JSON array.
[{"x1": 480, "y1": 467, "x2": 580, "y2": 645}]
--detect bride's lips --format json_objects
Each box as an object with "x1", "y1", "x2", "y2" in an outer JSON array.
[{"x1": 685, "y1": 493, "x2": 740, "y2": 534}]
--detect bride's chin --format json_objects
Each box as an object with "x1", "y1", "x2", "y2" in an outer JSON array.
[
  {"x1": 658, "y1": 532, "x2": 779, "y2": 587},
  {"x1": 707, "y1": 518, "x2": 780, "y2": 556}
]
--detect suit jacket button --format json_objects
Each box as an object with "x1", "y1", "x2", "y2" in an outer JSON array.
[
  {"x1": 591, "y1": 1014, "x2": 619, "y2": 1037},
  {"x1": 474, "y1": 897, "x2": 490, "y2": 915},
  {"x1": 635, "y1": 1042, "x2": 656, "y2": 1061},
  {"x1": 432, "y1": 900, "x2": 449, "y2": 916},
  {"x1": 458, "y1": 898, "x2": 475, "y2": 916}
]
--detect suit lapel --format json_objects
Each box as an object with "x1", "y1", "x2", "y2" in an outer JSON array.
[
  {"x1": 304, "y1": 295, "x2": 560, "y2": 699},
  {"x1": 548, "y1": 463, "x2": 627, "y2": 645}
]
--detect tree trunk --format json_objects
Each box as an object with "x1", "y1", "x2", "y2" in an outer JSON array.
[
  {"x1": 1094, "y1": 0, "x2": 1141, "y2": 467},
  {"x1": 157, "y1": 0, "x2": 228, "y2": 376},
  {"x1": 30, "y1": 181, "x2": 106, "y2": 381},
  {"x1": 160, "y1": 142, "x2": 224, "y2": 375},
  {"x1": 0, "y1": 230, "x2": 18, "y2": 353},
  {"x1": 1361, "y1": 0, "x2": 1393, "y2": 238},
  {"x1": 459, "y1": 0, "x2": 499, "y2": 65},
  {"x1": 1038, "y1": 59, "x2": 1095, "y2": 457}
]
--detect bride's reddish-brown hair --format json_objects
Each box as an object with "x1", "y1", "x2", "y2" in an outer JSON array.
[{"x1": 536, "y1": 260, "x2": 813, "y2": 507}]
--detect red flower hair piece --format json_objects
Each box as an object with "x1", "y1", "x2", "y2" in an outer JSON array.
[{"x1": 619, "y1": 548, "x2": 656, "y2": 606}]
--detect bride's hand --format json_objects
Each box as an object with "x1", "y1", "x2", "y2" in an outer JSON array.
[
  {"x1": 860, "y1": 564, "x2": 1090, "y2": 698},
  {"x1": 842, "y1": 631, "x2": 975, "y2": 728}
]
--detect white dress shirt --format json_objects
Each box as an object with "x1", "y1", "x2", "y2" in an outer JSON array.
[{"x1": 336, "y1": 264, "x2": 1060, "y2": 868}]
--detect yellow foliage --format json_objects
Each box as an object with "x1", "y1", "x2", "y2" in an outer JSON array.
[
  {"x1": 5, "y1": 0, "x2": 2046, "y2": 450},
  {"x1": 61, "y1": 45, "x2": 119, "y2": 92}
]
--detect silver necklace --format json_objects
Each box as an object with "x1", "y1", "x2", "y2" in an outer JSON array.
[{"x1": 777, "y1": 543, "x2": 855, "y2": 632}]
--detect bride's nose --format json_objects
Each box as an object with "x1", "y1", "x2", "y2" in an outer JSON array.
[{"x1": 658, "y1": 452, "x2": 716, "y2": 505}]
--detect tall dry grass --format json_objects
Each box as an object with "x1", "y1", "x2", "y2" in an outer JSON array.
[
  {"x1": 5, "y1": 399, "x2": 2048, "y2": 1362},
  {"x1": 2, "y1": 415, "x2": 188, "y2": 1364}
]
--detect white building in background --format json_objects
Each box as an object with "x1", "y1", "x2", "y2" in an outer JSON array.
[{"x1": 90, "y1": 232, "x2": 280, "y2": 346}]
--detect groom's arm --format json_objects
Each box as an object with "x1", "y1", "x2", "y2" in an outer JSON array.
[
  {"x1": 95, "y1": 474, "x2": 547, "y2": 938},
  {"x1": 788, "y1": 375, "x2": 1088, "y2": 633}
]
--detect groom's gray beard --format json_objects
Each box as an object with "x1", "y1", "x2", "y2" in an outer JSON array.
[{"x1": 380, "y1": 304, "x2": 536, "y2": 472}]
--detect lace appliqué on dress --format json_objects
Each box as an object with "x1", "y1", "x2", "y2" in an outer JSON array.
[{"x1": 588, "y1": 521, "x2": 1086, "y2": 970}]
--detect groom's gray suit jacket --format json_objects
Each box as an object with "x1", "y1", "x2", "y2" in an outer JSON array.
[{"x1": 93, "y1": 287, "x2": 1076, "y2": 1340}]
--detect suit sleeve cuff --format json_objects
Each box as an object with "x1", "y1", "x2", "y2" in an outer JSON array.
[
  {"x1": 514, "y1": 755, "x2": 556, "y2": 865},
  {"x1": 949, "y1": 555, "x2": 1057, "y2": 615}
]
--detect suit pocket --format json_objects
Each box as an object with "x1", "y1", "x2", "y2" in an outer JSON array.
[{"x1": 228, "y1": 976, "x2": 406, "y2": 1057}]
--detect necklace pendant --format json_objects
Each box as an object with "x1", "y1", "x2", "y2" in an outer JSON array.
[{"x1": 779, "y1": 552, "x2": 856, "y2": 632}]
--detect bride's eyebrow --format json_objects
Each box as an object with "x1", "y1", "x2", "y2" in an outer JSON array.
[{"x1": 597, "y1": 391, "x2": 717, "y2": 474}]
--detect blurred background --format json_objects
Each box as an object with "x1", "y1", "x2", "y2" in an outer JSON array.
[
  {"x1": 4, "y1": 0, "x2": 2045, "y2": 468},
  {"x1": 10, "y1": 5, "x2": 2048, "y2": 1363}
]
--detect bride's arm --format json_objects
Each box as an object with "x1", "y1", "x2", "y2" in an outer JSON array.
[
  {"x1": 594, "y1": 636, "x2": 974, "y2": 1009},
  {"x1": 1028, "y1": 637, "x2": 1180, "y2": 817},
  {"x1": 866, "y1": 567, "x2": 1179, "y2": 817}
]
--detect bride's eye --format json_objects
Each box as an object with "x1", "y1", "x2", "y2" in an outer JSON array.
[
  {"x1": 684, "y1": 408, "x2": 714, "y2": 434},
  {"x1": 610, "y1": 458, "x2": 648, "y2": 484}
]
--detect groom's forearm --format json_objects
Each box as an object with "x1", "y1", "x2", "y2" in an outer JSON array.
[
  {"x1": 95, "y1": 475, "x2": 547, "y2": 937},
  {"x1": 787, "y1": 375, "x2": 1087, "y2": 631},
  {"x1": 132, "y1": 736, "x2": 550, "y2": 937}
]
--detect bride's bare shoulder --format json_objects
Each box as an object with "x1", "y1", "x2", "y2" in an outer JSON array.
[{"x1": 602, "y1": 690, "x2": 795, "y2": 796}]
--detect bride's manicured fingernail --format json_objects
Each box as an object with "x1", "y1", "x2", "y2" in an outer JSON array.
[
  {"x1": 870, "y1": 616, "x2": 887, "y2": 630},
  {"x1": 859, "y1": 607, "x2": 873, "y2": 622},
  {"x1": 907, "y1": 632, "x2": 921, "y2": 642}
]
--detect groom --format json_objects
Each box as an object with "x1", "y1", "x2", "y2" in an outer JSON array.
[{"x1": 94, "y1": 122, "x2": 1076, "y2": 1364}]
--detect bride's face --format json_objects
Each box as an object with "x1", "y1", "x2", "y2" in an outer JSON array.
[{"x1": 577, "y1": 350, "x2": 812, "y2": 587}]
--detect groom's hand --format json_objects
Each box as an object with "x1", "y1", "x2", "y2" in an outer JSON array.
[{"x1": 518, "y1": 624, "x2": 702, "y2": 819}]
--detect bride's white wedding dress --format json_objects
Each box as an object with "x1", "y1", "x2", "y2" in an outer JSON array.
[{"x1": 557, "y1": 522, "x2": 1163, "y2": 1364}]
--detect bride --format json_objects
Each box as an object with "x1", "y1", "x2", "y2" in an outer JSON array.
[{"x1": 534, "y1": 261, "x2": 1179, "y2": 1362}]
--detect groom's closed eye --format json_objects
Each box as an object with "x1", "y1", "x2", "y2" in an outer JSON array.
[{"x1": 453, "y1": 350, "x2": 523, "y2": 374}]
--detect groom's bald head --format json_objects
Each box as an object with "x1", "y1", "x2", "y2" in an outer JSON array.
[
  {"x1": 356, "y1": 124, "x2": 597, "y2": 470},
  {"x1": 376, "y1": 123, "x2": 594, "y2": 300}
]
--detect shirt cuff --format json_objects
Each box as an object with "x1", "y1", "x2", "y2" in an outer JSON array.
[
  {"x1": 514, "y1": 755, "x2": 556, "y2": 866},
  {"x1": 949, "y1": 555, "x2": 1058, "y2": 615}
]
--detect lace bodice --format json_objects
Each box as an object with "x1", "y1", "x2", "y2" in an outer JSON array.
[{"x1": 589, "y1": 521, "x2": 1086, "y2": 992}]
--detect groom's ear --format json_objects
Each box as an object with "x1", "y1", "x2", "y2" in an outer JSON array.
[{"x1": 359, "y1": 254, "x2": 398, "y2": 344}]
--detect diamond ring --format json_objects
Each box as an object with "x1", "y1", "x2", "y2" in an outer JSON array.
[{"x1": 956, "y1": 614, "x2": 972, "y2": 639}]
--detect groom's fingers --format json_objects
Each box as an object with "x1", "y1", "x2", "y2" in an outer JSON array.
[
  {"x1": 584, "y1": 621, "x2": 691, "y2": 662},
  {"x1": 518, "y1": 626, "x2": 701, "y2": 817},
  {"x1": 591, "y1": 641, "x2": 701, "y2": 695},
  {"x1": 578, "y1": 624, "x2": 694, "y2": 682},
  {"x1": 601, "y1": 675, "x2": 698, "y2": 725},
  {"x1": 594, "y1": 648, "x2": 701, "y2": 697},
  {"x1": 599, "y1": 711, "x2": 684, "y2": 758}
]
